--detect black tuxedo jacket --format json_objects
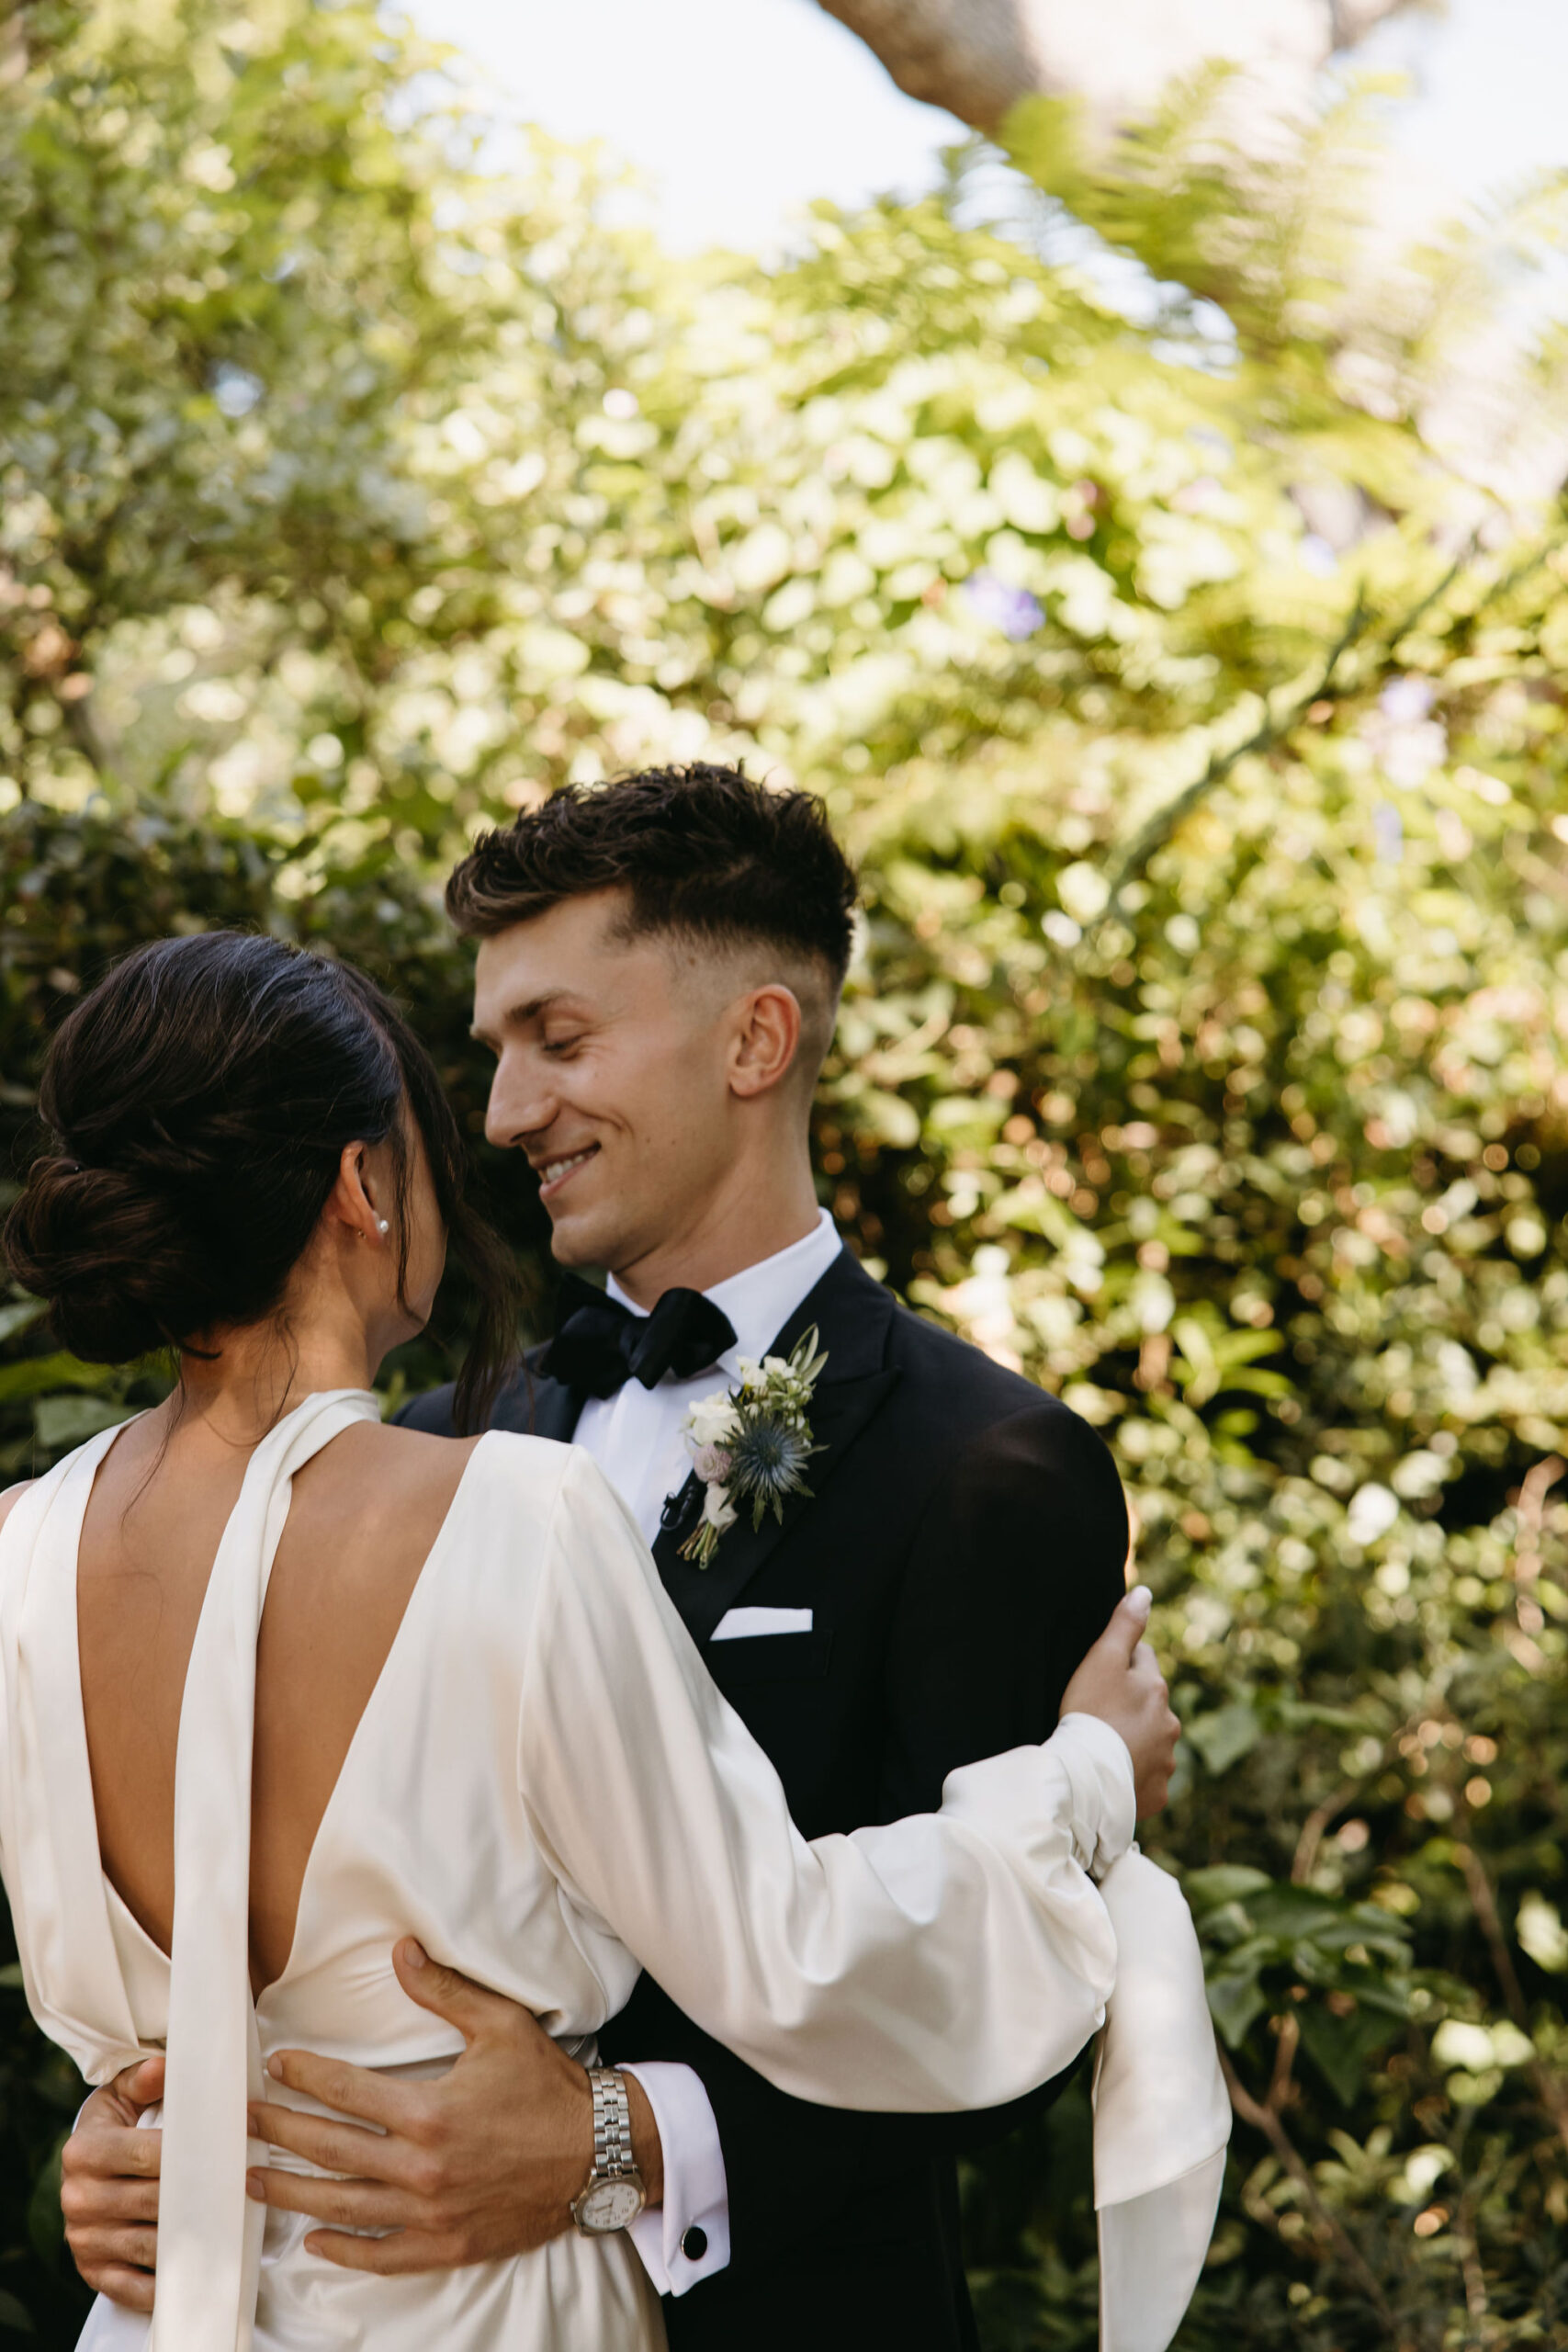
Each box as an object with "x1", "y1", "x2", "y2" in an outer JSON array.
[{"x1": 397, "y1": 1247, "x2": 1127, "y2": 2352}]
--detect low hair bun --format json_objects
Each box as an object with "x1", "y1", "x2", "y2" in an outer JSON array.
[{"x1": 5, "y1": 1150, "x2": 217, "y2": 1365}]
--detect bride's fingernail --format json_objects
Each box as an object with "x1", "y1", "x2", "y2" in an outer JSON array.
[
  {"x1": 1129, "y1": 1585, "x2": 1152, "y2": 1611},
  {"x1": 267, "y1": 2054, "x2": 284, "y2": 2080},
  {"x1": 246, "y1": 2173, "x2": 265, "y2": 2202},
  {"x1": 403, "y1": 1939, "x2": 427, "y2": 1971}
]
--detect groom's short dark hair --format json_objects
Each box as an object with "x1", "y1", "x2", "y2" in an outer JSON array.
[{"x1": 446, "y1": 764, "x2": 859, "y2": 989}]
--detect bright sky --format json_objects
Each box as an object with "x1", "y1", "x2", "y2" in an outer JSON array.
[
  {"x1": 404, "y1": 0, "x2": 1568, "y2": 255},
  {"x1": 408, "y1": 0, "x2": 958, "y2": 252}
]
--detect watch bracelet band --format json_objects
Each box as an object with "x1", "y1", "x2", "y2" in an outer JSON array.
[{"x1": 587, "y1": 2065, "x2": 635, "y2": 2183}]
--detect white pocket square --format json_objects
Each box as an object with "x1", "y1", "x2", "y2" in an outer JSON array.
[{"x1": 710, "y1": 1606, "x2": 814, "y2": 1642}]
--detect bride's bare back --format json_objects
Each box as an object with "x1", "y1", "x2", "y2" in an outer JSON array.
[{"x1": 73, "y1": 1412, "x2": 479, "y2": 1994}]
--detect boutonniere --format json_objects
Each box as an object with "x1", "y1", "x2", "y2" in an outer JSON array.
[{"x1": 677, "y1": 1326, "x2": 829, "y2": 1568}]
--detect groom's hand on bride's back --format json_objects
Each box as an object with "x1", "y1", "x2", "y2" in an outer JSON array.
[
  {"x1": 60, "y1": 2053, "x2": 166, "y2": 2312},
  {"x1": 59, "y1": 1943, "x2": 665, "y2": 2300},
  {"x1": 1061, "y1": 1588, "x2": 1180, "y2": 1819},
  {"x1": 244, "y1": 1939, "x2": 663, "y2": 2274}
]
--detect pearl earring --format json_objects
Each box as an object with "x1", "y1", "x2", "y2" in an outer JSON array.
[{"x1": 377, "y1": 1218, "x2": 389, "y2": 1235}]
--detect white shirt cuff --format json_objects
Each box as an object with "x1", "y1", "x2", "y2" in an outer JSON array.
[
  {"x1": 1054, "y1": 1711, "x2": 1138, "y2": 1880},
  {"x1": 619, "y1": 2061, "x2": 731, "y2": 2296}
]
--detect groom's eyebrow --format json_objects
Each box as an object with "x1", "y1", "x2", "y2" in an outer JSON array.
[{"x1": 470, "y1": 988, "x2": 578, "y2": 1040}]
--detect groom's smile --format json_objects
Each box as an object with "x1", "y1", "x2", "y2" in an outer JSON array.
[{"x1": 536, "y1": 1143, "x2": 601, "y2": 1200}]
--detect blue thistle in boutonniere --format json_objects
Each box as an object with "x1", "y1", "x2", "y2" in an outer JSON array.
[{"x1": 677, "y1": 1327, "x2": 829, "y2": 1567}]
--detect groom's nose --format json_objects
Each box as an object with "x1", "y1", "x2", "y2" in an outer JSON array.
[{"x1": 484, "y1": 1047, "x2": 557, "y2": 1152}]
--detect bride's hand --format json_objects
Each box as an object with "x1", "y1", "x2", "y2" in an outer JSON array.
[{"x1": 1061, "y1": 1588, "x2": 1180, "y2": 1819}]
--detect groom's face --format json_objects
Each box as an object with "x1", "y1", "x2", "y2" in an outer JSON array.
[{"x1": 471, "y1": 889, "x2": 748, "y2": 1276}]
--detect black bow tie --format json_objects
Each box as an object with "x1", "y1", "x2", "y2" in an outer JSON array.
[{"x1": 547, "y1": 1272, "x2": 738, "y2": 1400}]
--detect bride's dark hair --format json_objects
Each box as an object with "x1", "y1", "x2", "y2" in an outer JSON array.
[{"x1": 5, "y1": 931, "x2": 517, "y2": 1433}]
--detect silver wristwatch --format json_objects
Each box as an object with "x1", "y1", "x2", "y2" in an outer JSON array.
[{"x1": 570, "y1": 2066, "x2": 648, "y2": 2234}]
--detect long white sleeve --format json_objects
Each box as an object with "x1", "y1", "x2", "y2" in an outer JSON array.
[{"x1": 518, "y1": 1448, "x2": 1134, "y2": 2115}]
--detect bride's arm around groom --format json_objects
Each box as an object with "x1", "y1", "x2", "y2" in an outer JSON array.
[{"x1": 510, "y1": 1441, "x2": 1162, "y2": 2111}]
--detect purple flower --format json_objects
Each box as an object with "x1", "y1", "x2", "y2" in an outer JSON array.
[
  {"x1": 1373, "y1": 802, "x2": 1404, "y2": 863},
  {"x1": 693, "y1": 1443, "x2": 734, "y2": 1484},
  {"x1": 964, "y1": 570, "x2": 1043, "y2": 641}
]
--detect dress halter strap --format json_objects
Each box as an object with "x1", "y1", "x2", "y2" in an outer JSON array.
[{"x1": 152, "y1": 1390, "x2": 381, "y2": 2352}]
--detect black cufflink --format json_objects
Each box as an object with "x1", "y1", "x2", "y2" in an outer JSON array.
[{"x1": 680, "y1": 2224, "x2": 708, "y2": 2263}]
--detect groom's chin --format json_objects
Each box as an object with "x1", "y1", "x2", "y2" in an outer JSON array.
[{"x1": 545, "y1": 1211, "x2": 608, "y2": 1270}]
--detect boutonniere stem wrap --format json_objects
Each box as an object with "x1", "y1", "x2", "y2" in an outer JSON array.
[{"x1": 677, "y1": 1327, "x2": 829, "y2": 1568}]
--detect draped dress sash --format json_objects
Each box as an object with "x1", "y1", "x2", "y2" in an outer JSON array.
[
  {"x1": 147, "y1": 1390, "x2": 382, "y2": 2352},
  {"x1": 1091, "y1": 1848, "x2": 1232, "y2": 2352}
]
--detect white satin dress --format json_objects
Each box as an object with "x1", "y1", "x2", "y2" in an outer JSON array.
[{"x1": 0, "y1": 1392, "x2": 1226, "y2": 2352}]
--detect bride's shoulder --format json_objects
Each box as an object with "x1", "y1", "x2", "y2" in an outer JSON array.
[
  {"x1": 334, "y1": 1424, "x2": 626, "y2": 1554},
  {"x1": 329, "y1": 1420, "x2": 483, "y2": 1488},
  {"x1": 412, "y1": 1433, "x2": 635, "y2": 1610},
  {"x1": 463, "y1": 1433, "x2": 640, "y2": 1556},
  {"x1": 463, "y1": 1427, "x2": 591, "y2": 1513},
  {"x1": 375, "y1": 1421, "x2": 593, "y2": 1523}
]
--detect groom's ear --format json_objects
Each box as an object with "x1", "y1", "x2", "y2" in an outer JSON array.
[{"x1": 728, "y1": 983, "x2": 803, "y2": 1101}]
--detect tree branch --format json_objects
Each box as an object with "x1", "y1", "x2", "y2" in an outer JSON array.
[
  {"x1": 1095, "y1": 524, "x2": 1560, "y2": 921},
  {"x1": 1100, "y1": 583, "x2": 1374, "y2": 910},
  {"x1": 1219, "y1": 2048, "x2": 1398, "y2": 2330},
  {"x1": 813, "y1": 0, "x2": 1417, "y2": 141},
  {"x1": 815, "y1": 0, "x2": 1038, "y2": 132},
  {"x1": 1291, "y1": 1777, "x2": 1362, "y2": 1885},
  {"x1": 1453, "y1": 1828, "x2": 1568, "y2": 2162}
]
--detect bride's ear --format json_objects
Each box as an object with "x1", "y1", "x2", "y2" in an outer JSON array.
[{"x1": 326, "y1": 1141, "x2": 391, "y2": 1248}]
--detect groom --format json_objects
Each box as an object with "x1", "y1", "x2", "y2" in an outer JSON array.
[{"x1": 62, "y1": 766, "x2": 1144, "y2": 2350}]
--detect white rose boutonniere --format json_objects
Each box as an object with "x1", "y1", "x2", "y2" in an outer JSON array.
[
  {"x1": 687, "y1": 1394, "x2": 741, "y2": 1451},
  {"x1": 676, "y1": 1326, "x2": 829, "y2": 1568}
]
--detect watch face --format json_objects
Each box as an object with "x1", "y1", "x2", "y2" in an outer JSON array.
[{"x1": 576, "y1": 2175, "x2": 645, "y2": 2233}]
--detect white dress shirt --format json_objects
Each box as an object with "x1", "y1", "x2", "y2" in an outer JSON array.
[{"x1": 572, "y1": 1208, "x2": 844, "y2": 2298}]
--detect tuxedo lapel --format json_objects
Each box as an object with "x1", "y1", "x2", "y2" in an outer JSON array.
[{"x1": 653, "y1": 1250, "x2": 902, "y2": 1645}]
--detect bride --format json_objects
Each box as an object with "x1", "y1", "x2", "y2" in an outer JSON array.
[{"x1": 1, "y1": 931, "x2": 1177, "y2": 2352}]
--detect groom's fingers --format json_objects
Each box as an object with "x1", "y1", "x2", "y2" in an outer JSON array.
[
  {"x1": 60, "y1": 2168, "x2": 161, "y2": 2223},
  {"x1": 61, "y1": 2223, "x2": 158, "y2": 2273},
  {"x1": 90, "y1": 2053, "x2": 165, "y2": 2124},
  {"x1": 261, "y1": 2049, "x2": 420, "y2": 2135},
  {"x1": 247, "y1": 2166, "x2": 422, "y2": 2232},
  {"x1": 247, "y1": 2100, "x2": 420, "y2": 2187},
  {"x1": 62, "y1": 2120, "x2": 164, "y2": 2186},
  {"x1": 67, "y1": 2254, "x2": 157, "y2": 2312},
  {"x1": 300, "y1": 2224, "x2": 462, "y2": 2276},
  {"x1": 122, "y1": 2053, "x2": 167, "y2": 2112},
  {"x1": 390, "y1": 1938, "x2": 514, "y2": 2041}
]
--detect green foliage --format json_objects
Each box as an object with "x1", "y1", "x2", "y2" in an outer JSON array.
[{"x1": 2, "y1": 6, "x2": 1566, "y2": 2345}]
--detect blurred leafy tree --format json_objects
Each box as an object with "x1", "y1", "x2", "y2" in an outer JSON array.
[{"x1": 3, "y1": 6, "x2": 1567, "y2": 2346}]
